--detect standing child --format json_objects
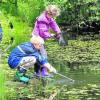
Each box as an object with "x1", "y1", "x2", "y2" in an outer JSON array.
[
  {"x1": 32, "y1": 4, "x2": 61, "y2": 40},
  {"x1": 32, "y1": 5, "x2": 61, "y2": 74}
]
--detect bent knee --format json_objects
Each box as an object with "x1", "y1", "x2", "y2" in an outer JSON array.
[{"x1": 31, "y1": 57, "x2": 36, "y2": 64}]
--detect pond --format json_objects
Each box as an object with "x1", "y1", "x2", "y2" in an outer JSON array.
[
  {"x1": 52, "y1": 68, "x2": 100, "y2": 100},
  {"x1": 0, "y1": 39, "x2": 100, "y2": 100},
  {"x1": 0, "y1": 55, "x2": 100, "y2": 100}
]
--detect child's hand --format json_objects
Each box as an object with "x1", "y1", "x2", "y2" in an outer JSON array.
[
  {"x1": 49, "y1": 66, "x2": 57, "y2": 73},
  {"x1": 51, "y1": 33, "x2": 55, "y2": 38},
  {"x1": 43, "y1": 63, "x2": 57, "y2": 73},
  {"x1": 55, "y1": 33, "x2": 61, "y2": 39}
]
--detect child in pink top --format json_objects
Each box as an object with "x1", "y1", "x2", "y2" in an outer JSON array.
[
  {"x1": 32, "y1": 5, "x2": 61, "y2": 77},
  {"x1": 32, "y1": 4, "x2": 61, "y2": 40}
]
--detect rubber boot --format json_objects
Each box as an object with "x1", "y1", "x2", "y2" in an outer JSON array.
[
  {"x1": 14, "y1": 68, "x2": 29, "y2": 83},
  {"x1": 41, "y1": 67, "x2": 53, "y2": 78}
]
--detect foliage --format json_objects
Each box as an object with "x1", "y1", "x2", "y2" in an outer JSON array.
[
  {"x1": 0, "y1": 0, "x2": 45, "y2": 24},
  {"x1": 44, "y1": 0, "x2": 100, "y2": 29},
  {"x1": 18, "y1": 0, "x2": 44, "y2": 24},
  {"x1": 46, "y1": 39, "x2": 100, "y2": 71},
  {"x1": 0, "y1": 66, "x2": 6, "y2": 100},
  {"x1": 56, "y1": 84, "x2": 100, "y2": 100},
  {"x1": 0, "y1": 12, "x2": 32, "y2": 48}
]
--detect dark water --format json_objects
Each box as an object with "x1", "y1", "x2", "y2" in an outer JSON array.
[
  {"x1": 55, "y1": 70, "x2": 100, "y2": 86},
  {"x1": 52, "y1": 70, "x2": 100, "y2": 100},
  {"x1": 69, "y1": 71, "x2": 99, "y2": 85}
]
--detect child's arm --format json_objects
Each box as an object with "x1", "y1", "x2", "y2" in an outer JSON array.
[{"x1": 50, "y1": 18, "x2": 61, "y2": 34}]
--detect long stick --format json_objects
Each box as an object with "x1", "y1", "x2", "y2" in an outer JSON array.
[{"x1": 55, "y1": 72, "x2": 75, "y2": 82}]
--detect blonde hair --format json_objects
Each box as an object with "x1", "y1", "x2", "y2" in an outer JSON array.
[
  {"x1": 30, "y1": 35, "x2": 44, "y2": 44},
  {"x1": 46, "y1": 5, "x2": 60, "y2": 16}
]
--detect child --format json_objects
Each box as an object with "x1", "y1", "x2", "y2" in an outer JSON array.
[
  {"x1": 32, "y1": 5, "x2": 61, "y2": 73},
  {"x1": 8, "y1": 36, "x2": 56, "y2": 83},
  {"x1": 32, "y1": 4, "x2": 61, "y2": 39}
]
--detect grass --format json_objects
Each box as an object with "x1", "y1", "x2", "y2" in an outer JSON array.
[
  {"x1": 0, "y1": 66, "x2": 6, "y2": 100},
  {"x1": 0, "y1": 11, "x2": 32, "y2": 100},
  {"x1": 0, "y1": 12, "x2": 32, "y2": 50}
]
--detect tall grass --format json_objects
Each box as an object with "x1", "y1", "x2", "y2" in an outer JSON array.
[
  {"x1": 0, "y1": 0, "x2": 45, "y2": 48},
  {"x1": 0, "y1": 68, "x2": 6, "y2": 100},
  {"x1": 0, "y1": 13, "x2": 32, "y2": 48}
]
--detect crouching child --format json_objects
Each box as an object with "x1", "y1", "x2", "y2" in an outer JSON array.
[{"x1": 8, "y1": 36, "x2": 56, "y2": 83}]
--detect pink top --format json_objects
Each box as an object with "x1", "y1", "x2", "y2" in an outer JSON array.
[{"x1": 32, "y1": 11, "x2": 61, "y2": 39}]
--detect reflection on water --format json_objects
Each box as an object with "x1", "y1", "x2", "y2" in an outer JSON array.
[
  {"x1": 69, "y1": 71, "x2": 100, "y2": 86},
  {"x1": 52, "y1": 69, "x2": 100, "y2": 100},
  {"x1": 54, "y1": 64, "x2": 100, "y2": 85},
  {"x1": 55, "y1": 70, "x2": 100, "y2": 86}
]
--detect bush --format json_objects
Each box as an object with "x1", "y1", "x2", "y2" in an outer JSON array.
[{"x1": 18, "y1": 0, "x2": 45, "y2": 25}]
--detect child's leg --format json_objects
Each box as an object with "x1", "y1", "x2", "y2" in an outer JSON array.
[
  {"x1": 34, "y1": 62, "x2": 41, "y2": 74},
  {"x1": 14, "y1": 56, "x2": 36, "y2": 82},
  {"x1": 34, "y1": 61, "x2": 49, "y2": 75},
  {"x1": 18, "y1": 56, "x2": 36, "y2": 69}
]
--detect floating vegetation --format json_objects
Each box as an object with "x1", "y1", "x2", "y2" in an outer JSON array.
[{"x1": 46, "y1": 39, "x2": 100, "y2": 72}]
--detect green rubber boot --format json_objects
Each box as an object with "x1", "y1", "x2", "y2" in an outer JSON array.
[{"x1": 14, "y1": 71, "x2": 29, "y2": 83}]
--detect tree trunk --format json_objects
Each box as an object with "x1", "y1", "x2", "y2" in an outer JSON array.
[
  {"x1": 15, "y1": 0, "x2": 17, "y2": 8},
  {"x1": 15, "y1": 0, "x2": 18, "y2": 15}
]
